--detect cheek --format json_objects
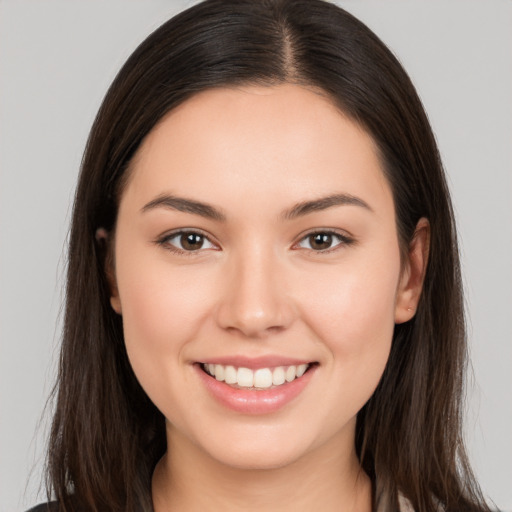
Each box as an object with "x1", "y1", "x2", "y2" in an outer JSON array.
[
  {"x1": 120, "y1": 268, "x2": 209, "y2": 342},
  {"x1": 115, "y1": 257, "x2": 224, "y2": 430},
  {"x1": 296, "y1": 246, "x2": 400, "y2": 370},
  {"x1": 114, "y1": 247, "x2": 215, "y2": 388}
]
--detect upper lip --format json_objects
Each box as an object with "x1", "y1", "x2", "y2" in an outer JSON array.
[{"x1": 198, "y1": 355, "x2": 315, "y2": 369}]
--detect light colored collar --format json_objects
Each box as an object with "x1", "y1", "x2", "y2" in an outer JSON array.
[{"x1": 398, "y1": 493, "x2": 415, "y2": 512}]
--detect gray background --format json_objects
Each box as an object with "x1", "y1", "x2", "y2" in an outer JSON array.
[{"x1": 0, "y1": 1, "x2": 510, "y2": 510}]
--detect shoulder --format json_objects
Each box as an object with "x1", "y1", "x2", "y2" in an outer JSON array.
[{"x1": 26, "y1": 503, "x2": 60, "y2": 512}]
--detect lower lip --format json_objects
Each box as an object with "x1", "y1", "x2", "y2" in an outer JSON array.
[{"x1": 195, "y1": 364, "x2": 316, "y2": 415}]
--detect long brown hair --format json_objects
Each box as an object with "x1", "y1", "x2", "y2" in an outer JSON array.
[{"x1": 46, "y1": 1, "x2": 491, "y2": 511}]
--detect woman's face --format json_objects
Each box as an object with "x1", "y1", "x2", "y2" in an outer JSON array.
[{"x1": 110, "y1": 84, "x2": 420, "y2": 470}]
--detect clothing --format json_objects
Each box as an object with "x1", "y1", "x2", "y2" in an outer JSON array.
[
  {"x1": 398, "y1": 493, "x2": 415, "y2": 512},
  {"x1": 26, "y1": 504, "x2": 59, "y2": 512}
]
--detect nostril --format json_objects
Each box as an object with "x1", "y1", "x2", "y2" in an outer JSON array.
[{"x1": 216, "y1": 300, "x2": 297, "y2": 338}]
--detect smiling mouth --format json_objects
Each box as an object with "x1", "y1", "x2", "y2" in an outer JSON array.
[{"x1": 200, "y1": 362, "x2": 316, "y2": 390}]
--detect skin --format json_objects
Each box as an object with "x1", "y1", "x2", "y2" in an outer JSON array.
[{"x1": 106, "y1": 84, "x2": 429, "y2": 511}]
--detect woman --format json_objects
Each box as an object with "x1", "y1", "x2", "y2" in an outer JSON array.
[{"x1": 28, "y1": 0, "x2": 493, "y2": 511}]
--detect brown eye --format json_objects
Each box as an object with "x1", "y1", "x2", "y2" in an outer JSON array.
[
  {"x1": 308, "y1": 233, "x2": 333, "y2": 250},
  {"x1": 161, "y1": 231, "x2": 216, "y2": 252},
  {"x1": 180, "y1": 232, "x2": 205, "y2": 250},
  {"x1": 296, "y1": 231, "x2": 353, "y2": 252}
]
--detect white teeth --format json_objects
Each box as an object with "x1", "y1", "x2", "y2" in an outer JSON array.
[
  {"x1": 204, "y1": 363, "x2": 310, "y2": 389},
  {"x1": 237, "y1": 367, "x2": 254, "y2": 387},
  {"x1": 214, "y1": 364, "x2": 225, "y2": 381},
  {"x1": 296, "y1": 364, "x2": 308, "y2": 377},
  {"x1": 224, "y1": 365, "x2": 237, "y2": 384},
  {"x1": 253, "y1": 368, "x2": 273, "y2": 389},
  {"x1": 285, "y1": 366, "x2": 297, "y2": 382},
  {"x1": 272, "y1": 366, "x2": 285, "y2": 386}
]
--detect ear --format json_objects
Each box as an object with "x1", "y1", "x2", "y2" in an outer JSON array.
[
  {"x1": 394, "y1": 218, "x2": 430, "y2": 324},
  {"x1": 96, "y1": 228, "x2": 122, "y2": 315}
]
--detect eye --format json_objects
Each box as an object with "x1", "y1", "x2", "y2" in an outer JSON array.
[
  {"x1": 159, "y1": 230, "x2": 217, "y2": 253},
  {"x1": 295, "y1": 231, "x2": 353, "y2": 252}
]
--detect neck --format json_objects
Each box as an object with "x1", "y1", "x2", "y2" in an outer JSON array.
[{"x1": 152, "y1": 425, "x2": 372, "y2": 512}]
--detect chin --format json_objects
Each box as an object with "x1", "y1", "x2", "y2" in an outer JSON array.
[
  {"x1": 186, "y1": 420, "x2": 328, "y2": 472},
  {"x1": 207, "y1": 441, "x2": 310, "y2": 471}
]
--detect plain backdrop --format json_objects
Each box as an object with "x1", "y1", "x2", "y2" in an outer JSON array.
[{"x1": 0, "y1": 1, "x2": 511, "y2": 511}]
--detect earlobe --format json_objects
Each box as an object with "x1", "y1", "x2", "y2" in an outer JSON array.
[
  {"x1": 110, "y1": 295, "x2": 122, "y2": 315},
  {"x1": 394, "y1": 218, "x2": 430, "y2": 324},
  {"x1": 96, "y1": 228, "x2": 122, "y2": 315}
]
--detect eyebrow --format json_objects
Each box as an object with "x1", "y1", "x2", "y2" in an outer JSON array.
[
  {"x1": 281, "y1": 193, "x2": 373, "y2": 220},
  {"x1": 141, "y1": 192, "x2": 372, "y2": 221},
  {"x1": 141, "y1": 194, "x2": 227, "y2": 221}
]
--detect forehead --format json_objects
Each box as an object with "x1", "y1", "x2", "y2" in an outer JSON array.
[{"x1": 122, "y1": 84, "x2": 392, "y2": 216}]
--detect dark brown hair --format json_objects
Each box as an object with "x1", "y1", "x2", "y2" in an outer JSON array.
[{"x1": 46, "y1": 1, "x2": 491, "y2": 511}]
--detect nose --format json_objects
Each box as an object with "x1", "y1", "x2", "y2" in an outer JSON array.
[{"x1": 215, "y1": 247, "x2": 296, "y2": 338}]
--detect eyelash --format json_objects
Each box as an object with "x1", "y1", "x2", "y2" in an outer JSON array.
[
  {"x1": 293, "y1": 229, "x2": 355, "y2": 253},
  {"x1": 156, "y1": 229, "x2": 218, "y2": 257},
  {"x1": 156, "y1": 229, "x2": 355, "y2": 256}
]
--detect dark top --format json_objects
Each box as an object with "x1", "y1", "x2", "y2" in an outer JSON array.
[{"x1": 26, "y1": 505, "x2": 60, "y2": 512}]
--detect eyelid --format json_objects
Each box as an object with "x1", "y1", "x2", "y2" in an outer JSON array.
[
  {"x1": 292, "y1": 228, "x2": 355, "y2": 253},
  {"x1": 154, "y1": 227, "x2": 355, "y2": 256},
  {"x1": 156, "y1": 228, "x2": 219, "y2": 255}
]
